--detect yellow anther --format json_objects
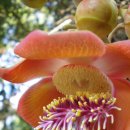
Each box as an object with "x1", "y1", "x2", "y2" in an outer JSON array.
[
  {"x1": 43, "y1": 107, "x2": 46, "y2": 110},
  {"x1": 78, "y1": 101, "x2": 83, "y2": 107},
  {"x1": 47, "y1": 113, "x2": 53, "y2": 117},
  {"x1": 43, "y1": 107, "x2": 50, "y2": 113},
  {"x1": 71, "y1": 109, "x2": 76, "y2": 113},
  {"x1": 70, "y1": 97, "x2": 75, "y2": 103},
  {"x1": 91, "y1": 109, "x2": 95, "y2": 113},
  {"x1": 76, "y1": 110, "x2": 81, "y2": 117},
  {"x1": 89, "y1": 97, "x2": 94, "y2": 102},
  {"x1": 102, "y1": 100, "x2": 106, "y2": 104},
  {"x1": 71, "y1": 117, "x2": 76, "y2": 122},
  {"x1": 107, "y1": 101, "x2": 111, "y2": 104},
  {"x1": 113, "y1": 98, "x2": 116, "y2": 102},
  {"x1": 80, "y1": 96, "x2": 85, "y2": 101},
  {"x1": 47, "y1": 105, "x2": 51, "y2": 110},
  {"x1": 42, "y1": 116, "x2": 47, "y2": 120},
  {"x1": 83, "y1": 102, "x2": 87, "y2": 106},
  {"x1": 94, "y1": 99, "x2": 98, "y2": 104},
  {"x1": 48, "y1": 115, "x2": 55, "y2": 119}
]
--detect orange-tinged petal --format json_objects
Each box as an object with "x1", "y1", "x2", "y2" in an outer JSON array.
[
  {"x1": 0, "y1": 59, "x2": 67, "y2": 83},
  {"x1": 17, "y1": 78, "x2": 63, "y2": 127},
  {"x1": 93, "y1": 40, "x2": 130, "y2": 78},
  {"x1": 107, "y1": 78, "x2": 130, "y2": 130},
  {"x1": 125, "y1": 120, "x2": 130, "y2": 130},
  {"x1": 14, "y1": 30, "x2": 105, "y2": 59}
]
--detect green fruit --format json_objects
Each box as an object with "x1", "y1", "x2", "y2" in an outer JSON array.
[
  {"x1": 22, "y1": 0, "x2": 46, "y2": 8},
  {"x1": 124, "y1": 6, "x2": 130, "y2": 38},
  {"x1": 75, "y1": 0, "x2": 118, "y2": 39}
]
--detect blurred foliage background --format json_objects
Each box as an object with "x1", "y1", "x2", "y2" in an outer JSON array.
[{"x1": 0, "y1": 0, "x2": 129, "y2": 130}]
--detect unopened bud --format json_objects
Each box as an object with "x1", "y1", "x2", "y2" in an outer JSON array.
[{"x1": 75, "y1": 0, "x2": 118, "y2": 39}]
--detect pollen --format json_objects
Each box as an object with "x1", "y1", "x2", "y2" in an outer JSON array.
[
  {"x1": 53, "y1": 64, "x2": 113, "y2": 95},
  {"x1": 35, "y1": 92, "x2": 121, "y2": 130}
]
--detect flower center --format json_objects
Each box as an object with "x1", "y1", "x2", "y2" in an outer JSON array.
[
  {"x1": 36, "y1": 64, "x2": 120, "y2": 130},
  {"x1": 53, "y1": 64, "x2": 113, "y2": 95},
  {"x1": 35, "y1": 92, "x2": 121, "y2": 130}
]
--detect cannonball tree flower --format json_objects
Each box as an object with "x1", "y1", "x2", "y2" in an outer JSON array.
[
  {"x1": 75, "y1": 0, "x2": 118, "y2": 39},
  {"x1": 0, "y1": 31, "x2": 130, "y2": 130},
  {"x1": 22, "y1": 0, "x2": 47, "y2": 8}
]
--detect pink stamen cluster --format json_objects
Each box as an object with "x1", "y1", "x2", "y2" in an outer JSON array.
[{"x1": 35, "y1": 93, "x2": 121, "y2": 130}]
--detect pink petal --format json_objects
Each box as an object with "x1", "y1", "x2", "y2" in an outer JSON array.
[
  {"x1": 125, "y1": 120, "x2": 130, "y2": 130},
  {"x1": 17, "y1": 78, "x2": 63, "y2": 127},
  {"x1": 93, "y1": 40, "x2": 130, "y2": 78},
  {"x1": 14, "y1": 30, "x2": 105, "y2": 60},
  {"x1": 107, "y1": 78, "x2": 130, "y2": 130},
  {"x1": 0, "y1": 59, "x2": 67, "y2": 83}
]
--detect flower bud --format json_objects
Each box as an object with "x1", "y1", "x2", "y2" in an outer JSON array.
[
  {"x1": 22, "y1": 0, "x2": 46, "y2": 8},
  {"x1": 124, "y1": 5, "x2": 130, "y2": 38},
  {"x1": 75, "y1": 0, "x2": 118, "y2": 39}
]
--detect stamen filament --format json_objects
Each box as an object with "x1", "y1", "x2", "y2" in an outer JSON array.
[{"x1": 35, "y1": 93, "x2": 121, "y2": 130}]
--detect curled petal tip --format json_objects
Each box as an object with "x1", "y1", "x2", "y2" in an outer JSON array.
[{"x1": 0, "y1": 59, "x2": 67, "y2": 83}]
